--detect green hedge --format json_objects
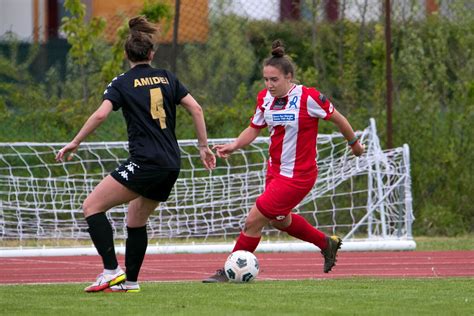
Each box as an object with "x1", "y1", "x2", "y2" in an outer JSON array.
[{"x1": 0, "y1": 9, "x2": 472, "y2": 235}]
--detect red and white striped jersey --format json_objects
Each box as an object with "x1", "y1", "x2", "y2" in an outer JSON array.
[{"x1": 250, "y1": 84, "x2": 334, "y2": 179}]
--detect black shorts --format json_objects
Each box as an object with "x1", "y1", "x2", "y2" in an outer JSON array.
[{"x1": 110, "y1": 159, "x2": 180, "y2": 202}]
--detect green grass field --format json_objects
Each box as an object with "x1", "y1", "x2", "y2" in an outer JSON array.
[
  {"x1": 1, "y1": 236, "x2": 473, "y2": 315},
  {"x1": 1, "y1": 279, "x2": 473, "y2": 315},
  {"x1": 413, "y1": 235, "x2": 474, "y2": 251}
]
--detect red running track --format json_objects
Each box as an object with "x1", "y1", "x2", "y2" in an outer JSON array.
[{"x1": 1, "y1": 251, "x2": 473, "y2": 284}]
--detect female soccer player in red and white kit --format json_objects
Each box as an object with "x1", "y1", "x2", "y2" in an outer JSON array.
[{"x1": 203, "y1": 40, "x2": 364, "y2": 282}]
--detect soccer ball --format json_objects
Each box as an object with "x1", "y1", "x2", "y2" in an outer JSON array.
[{"x1": 224, "y1": 250, "x2": 260, "y2": 283}]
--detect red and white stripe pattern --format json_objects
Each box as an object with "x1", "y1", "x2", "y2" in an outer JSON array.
[{"x1": 250, "y1": 85, "x2": 334, "y2": 179}]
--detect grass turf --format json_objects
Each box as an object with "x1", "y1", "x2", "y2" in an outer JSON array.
[
  {"x1": 1, "y1": 278, "x2": 473, "y2": 315},
  {"x1": 2, "y1": 234, "x2": 474, "y2": 249},
  {"x1": 414, "y1": 235, "x2": 474, "y2": 251},
  {"x1": 1, "y1": 236, "x2": 473, "y2": 315}
]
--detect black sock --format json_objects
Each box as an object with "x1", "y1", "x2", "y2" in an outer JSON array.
[
  {"x1": 86, "y1": 213, "x2": 118, "y2": 270},
  {"x1": 125, "y1": 225, "x2": 148, "y2": 282}
]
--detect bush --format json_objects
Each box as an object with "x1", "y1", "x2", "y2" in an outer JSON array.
[
  {"x1": 417, "y1": 205, "x2": 468, "y2": 236},
  {"x1": 1, "y1": 2, "x2": 473, "y2": 235}
]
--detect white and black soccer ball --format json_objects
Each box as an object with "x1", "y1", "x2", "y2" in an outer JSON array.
[{"x1": 224, "y1": 250, "x2": 260, "y2": 283}]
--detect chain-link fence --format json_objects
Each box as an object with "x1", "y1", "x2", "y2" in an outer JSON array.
[
  {"x1": 1, "y1": 0, "x2": 473, "y2": 234},
  {"x1": 146, "y1": 0, "x2": 474, "y2": 114},
  {"x1": 2, "y1": 1, "x2": 472, "y2": 139}
]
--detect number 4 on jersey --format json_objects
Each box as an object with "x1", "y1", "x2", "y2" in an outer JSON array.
[{"x1": 150, "y1": 88, "x2": 167, "y2": 129}]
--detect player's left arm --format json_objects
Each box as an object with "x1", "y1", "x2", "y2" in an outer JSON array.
[
  {"x1": 329, "y1": 109, "x2": 364, "y2": 156},
  {"x1": 180, "y1": 93, "x2": 216, "y2": 170}
]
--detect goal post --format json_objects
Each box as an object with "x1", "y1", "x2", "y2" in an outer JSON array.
[{"x1": 0, "y1": 119, "x2": 415, "y2": 257}]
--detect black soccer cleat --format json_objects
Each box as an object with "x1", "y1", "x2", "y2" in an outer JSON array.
[
  {"x1": 202, "y1": 268, "x2": 229, "y2": 283},
  {"x1": 321, "y1": 235, "x2": 343, "y2": 273}
]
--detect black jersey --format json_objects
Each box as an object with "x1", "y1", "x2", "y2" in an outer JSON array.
[{"x1": 103, "y1": 64, "x2": 189, "y2": 169}]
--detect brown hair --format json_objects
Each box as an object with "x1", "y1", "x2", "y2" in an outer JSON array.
[
  {"x1": 125, "y1": 16, "x2": 159, "y2": 62},
  {"x1": 263, "y1": 40, "x2": 296, "y2": 78}
]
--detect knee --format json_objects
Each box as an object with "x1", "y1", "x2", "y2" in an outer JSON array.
[
  {"x1": 243, "y1": 217, "x2": 267, "y2": 236},
  {"x1": 82, "y1": 198, "x2": 99, "y2": 218},
  {"x1": 271, "y1": 220, "x2": 288, "y2": 231},
  {"x1": 244, "y1": 217, "x2": 256, "y2": 230},
  {"x1": 270, "y1": 215, "x2": 292, "y2": 231}
]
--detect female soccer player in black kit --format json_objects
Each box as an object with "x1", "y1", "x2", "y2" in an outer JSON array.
[{"x1": 56, "y1": 16, "x2": 216, "y2": 293}]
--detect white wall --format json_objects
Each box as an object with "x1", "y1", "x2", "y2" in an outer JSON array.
[
  {"x1": 210, "y1": 0, "x2": 280, "y2": 21},
  {"x1": 209, "y1": 0, "x2": 436, "y2": 23},
  {"x1": 0, "y1": 0, "x2": 34, "y2": 41}
]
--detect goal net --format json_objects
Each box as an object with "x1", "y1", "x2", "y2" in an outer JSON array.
[{"x1": 0, "y1": 119, "x2": 415, "y2": 256}]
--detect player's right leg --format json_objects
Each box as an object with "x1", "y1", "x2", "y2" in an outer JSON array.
[
  {"x1": 202, "y1": 204, "x2": 268, "y2": 283},
  {"x1": 104, "y1": 281, "x2": 141, "y2": 293},
  {"x1": 83, "y1": 175, "x2": 139, "y2": 292},
  {"x1": 120, "y1": 196, "x2": 159, "y2": 291}
]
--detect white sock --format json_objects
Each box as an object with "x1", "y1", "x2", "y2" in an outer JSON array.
[
  {"x1": 103, "y1": 266, "x2": 122, "y2": 275},
  {"x1": 124, "y1": 281, "x2": 138, "y2": 286}
]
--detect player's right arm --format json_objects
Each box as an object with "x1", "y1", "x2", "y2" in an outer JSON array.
[
  {"x1": 180, "y1": 94, "x2": 216, "y2": 170},
  {"x1": 213, "y1": 126, "x2": 261, "y2": 159},
  {"x1": 55, "y1": 100, "x2": 113, "y2": 162},
  {"x1": 214, "y1": 90, "x2": 265, "y2": 159}
]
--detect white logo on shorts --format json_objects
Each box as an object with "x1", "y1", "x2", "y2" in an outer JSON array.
[
  {"x1": 125, "y1": 161, "x2": 139, "y2": 174},
  {"x1": 119, "y1": 170, "x2": 128, "y2": 181},
  {"x1": 275, "y1": 215, "x2": 286, "y2": 220}
]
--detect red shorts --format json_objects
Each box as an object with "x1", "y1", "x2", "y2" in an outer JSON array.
[{"x1": 255, "y1": 171, "x2": 317, "y2": 220}]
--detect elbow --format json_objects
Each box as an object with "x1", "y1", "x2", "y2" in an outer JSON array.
[
  {"x1": 191, "y1": 104, "x2": 204, "y2": 117},
  {"x1": 93, "y1": 112, "x2": 108, "y2": 123}
]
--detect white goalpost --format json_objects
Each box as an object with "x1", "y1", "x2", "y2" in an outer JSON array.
[{"x1": 0, "y1": 119, "x2": 415, "y2": 257}]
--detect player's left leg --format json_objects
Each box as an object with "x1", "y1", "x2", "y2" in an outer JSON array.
[
  {"x1": 82, "y1": 176, "x2": 139, "y2": 292},
  {"x1": 261, "y1": 172, "x2": 327, "y2": 251},
  {"x1": 320, "y1": 235, "x2": 342, "y2": 273},
  {"x1": 271, "y1": 213, "x2": 328, "y2": 251},
  {"x1": 272, "y1": 213, "x2": 342, "y2": 273},
  {"x1": 266, "y1": 171, "x2": 342, "y2": 273}
]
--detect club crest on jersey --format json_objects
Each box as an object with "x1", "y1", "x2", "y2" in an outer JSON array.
[
  {"x1": 271, "y1": 97, "x2": 287, "y2": 110},
  {"x1": 272, "y1": 113, "x2": 295, "y2": 122}
]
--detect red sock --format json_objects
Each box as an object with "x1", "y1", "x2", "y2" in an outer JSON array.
[
  {"x1": 232, "y1": 231, "x2": 261, "y2": 252},
  {"x1": 280, "y1": 214, "x2": 328, "y2": 250}
]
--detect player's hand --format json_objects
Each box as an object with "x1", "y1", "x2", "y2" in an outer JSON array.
[
  {"x1": 351, "y1": 141, "x2": 364, "y2": 157},
  {"x1": 199, "y1": 146, "x2": 216, "y2": 170},
  {"x1": 212, "y1": 143, "x2": 236, "y2": 159},
  {"x1": 55, "y1": 141, "x2": 79, "y2": 162}
]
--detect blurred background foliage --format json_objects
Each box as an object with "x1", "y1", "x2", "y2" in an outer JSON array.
[{"x1": 0, "y1": 0, "x2": 472, "y2": 235}]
